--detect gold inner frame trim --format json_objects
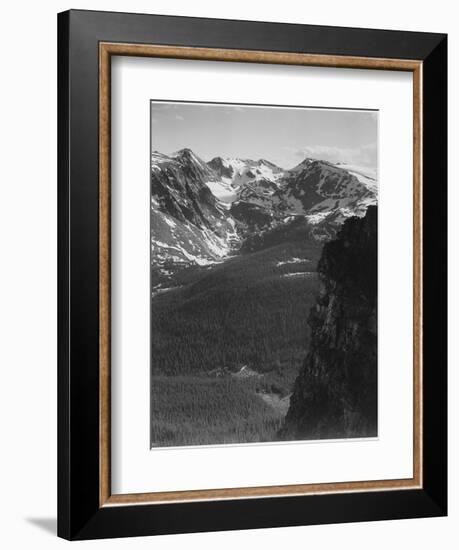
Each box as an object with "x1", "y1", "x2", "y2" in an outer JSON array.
[{"x1": 99, "y1": 42, "x2": 423, "y2": 507}]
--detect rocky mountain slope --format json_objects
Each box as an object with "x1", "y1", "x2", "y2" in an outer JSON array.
[
  {"x1": 151, "y1": 148, "x2": 377, "y2": 285},
  {"x1": 280, "y1": 206, "x2": 378, "y2": 440},
  {"x1": 150, "y1": 149, "x2": 239, "y2": 271},
  {"x1": 271, "y1": 159, "x2": 376, "y2": 241}
]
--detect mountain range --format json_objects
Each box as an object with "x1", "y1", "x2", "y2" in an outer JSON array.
[
  {"x1": 150, "y1": 146, "x2": 378, "y2": 446},
  {"x1": 150, "y1": 147, "x2": 377, "y2": 285}
]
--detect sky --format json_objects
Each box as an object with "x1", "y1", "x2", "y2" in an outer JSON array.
[{"x1": 150, "y1": 101, "x2": 378, "y2": 171}]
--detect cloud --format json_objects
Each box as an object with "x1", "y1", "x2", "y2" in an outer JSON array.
[
  {"x1": 293, "y1": 143, "x2": 377, "y2": 167},
  {"x1": 174, "y1": 114, "x2": 185, "y2": 121}
]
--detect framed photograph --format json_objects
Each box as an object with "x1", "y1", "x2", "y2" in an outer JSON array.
[{"x1": 58, "y1": 9, "x2": 447, "y2": 540}]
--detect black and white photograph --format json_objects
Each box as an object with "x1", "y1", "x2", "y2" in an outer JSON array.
[
  {"x1": 150, "y1": 101, "x2": 378, "y2": 448},
  {"x1": 0, "y1": 0, "x2": 452, "y2": 546}
]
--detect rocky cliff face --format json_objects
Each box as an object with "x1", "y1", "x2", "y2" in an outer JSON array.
[
  {"x1": 280, "y1": 206, "x2": 378, "y2": 440},
  {"x1": 151, "y1": 148, "x2": 222, "y2": 230}
]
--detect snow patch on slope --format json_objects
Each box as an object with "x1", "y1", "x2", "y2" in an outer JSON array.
[
  {"x1": 336, "y1": 163, "x2": 378, "y2": 194},
  {"x1": 277, "y1": 257, "x2": 311, "y2": 266},
  {"x1": 205, "y1": 180, "x2": 238, "y2": 203}
]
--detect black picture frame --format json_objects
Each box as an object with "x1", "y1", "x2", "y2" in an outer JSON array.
[{"x1": 58, "y1": 9, "x2": 447, "y2": 540}]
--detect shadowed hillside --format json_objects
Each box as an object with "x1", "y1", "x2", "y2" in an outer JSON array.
[{"x1": 280, "y1": 206, "x2": 378, "y2": 440}]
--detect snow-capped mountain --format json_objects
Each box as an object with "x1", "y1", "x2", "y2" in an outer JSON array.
[
  {"x1": 275, "y1": 158, "x2": 376, "y2": 216},
  {"x1": 150, "y1": 149, "x2": 239, "y2": 272},
  {"x1": 334, "y1": 163, "x2": 378, "y2": 194},
  {"x1": 205, "y1": 157, "x2": 285, "y2": 231},
  {"x1": 208, "y1": 157, "x2": 284, "y2": 188},
  {"x1": 272, "y1": 159, "x2": 377, "y2": 239},
  {"x1": 206, "y1": 157, "x2": 284, "y2": 208},
  {"x1": 151, "y1": 148, "x2": 377, "y2": 274}
]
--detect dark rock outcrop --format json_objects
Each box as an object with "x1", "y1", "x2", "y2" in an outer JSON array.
[
  {"x1": 207, "y1": 156, "x2": 235, "y2": 180},
  {"x1": 280, "y1": 206, "x2": 378, "y2": 440}
]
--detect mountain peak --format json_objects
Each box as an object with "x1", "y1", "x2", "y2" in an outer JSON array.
[
  {"x1": 173, "y1": 147, "x2": 196, "y2": 158},
  {"x1": 290, "y1": 157, "x2": 325, "y2": 171},
  {"x1": 172, "y1": 148, "x2": 213, "y2": 171},
  {"x1": 208, "y1": 155, "x2": 225, "y2": 165},
  {"x1": 257, "y1": 158, "x2": 282, "y2": 171}
]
